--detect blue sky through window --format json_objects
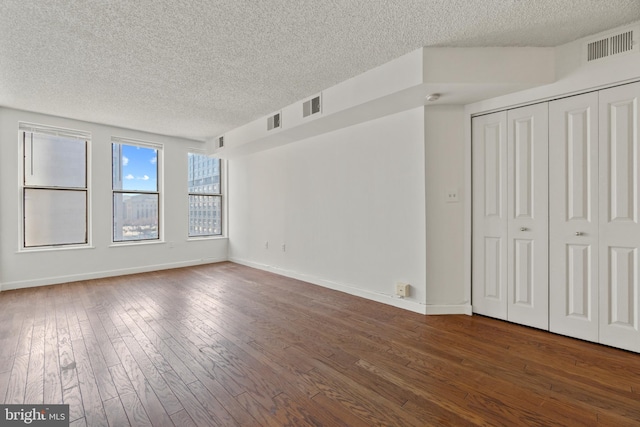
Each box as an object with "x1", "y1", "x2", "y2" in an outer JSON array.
[{"x1": 120, "y1": 144, "x2": 157, "y2": 191}]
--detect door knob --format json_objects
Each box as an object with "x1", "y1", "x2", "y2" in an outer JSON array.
[
  {"x1": 520, "y1": 227, "x2": 528, "y2": 231},
  {"x1": 575, "y1": 232, "x2": 584, "y2": 236}
]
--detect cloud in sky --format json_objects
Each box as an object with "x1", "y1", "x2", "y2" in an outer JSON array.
[
  {"x1": 150, "y1": 157, "x2": 157, "y2": 164},
  {"x1": 124, "y1": 174, "x2": 149, "y2": 181},
  {"x1": 122, "y1": 156, "x2": 129, "y2": 166}
]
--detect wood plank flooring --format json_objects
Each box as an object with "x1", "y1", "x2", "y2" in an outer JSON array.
[{"x1": 1, "y1": 261, "x2": 639, "y2": 426}]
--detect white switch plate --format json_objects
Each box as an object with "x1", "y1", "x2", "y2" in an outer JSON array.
[{"x1": 446, "y1": 189, "x2": 459, "y2": 203}]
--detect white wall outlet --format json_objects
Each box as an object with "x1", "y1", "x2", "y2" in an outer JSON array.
[
  {"x1": 264, "y1": 241, "x2": 269, "y2": 249},
  {"x1": 396, "y1": 282, "x2": 410, "y2": 297},
  {"x1": 446, "y1": 188, "x2": 459, "y2": 203},
  {"x1": 281, "y1": 244, "x2": 286, "y2": 252}
]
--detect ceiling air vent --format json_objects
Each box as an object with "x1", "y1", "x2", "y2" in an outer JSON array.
[
  {"x1": 303, "y1": 95, "x2": 321, "y2": 118},
  {"x1": 585, "y1": 27, "x2": 637, "y2": 63},
  {"x1": 217, "y1": 136, "x2": 224, "y2": 149},
  {"x1": 267, "y1": 112, "x2": 281, "y2": 130}
]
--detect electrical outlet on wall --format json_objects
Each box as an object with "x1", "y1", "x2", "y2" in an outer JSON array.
[{"x1": 396, "y1": 283, "x2": 410, "y2": 297}]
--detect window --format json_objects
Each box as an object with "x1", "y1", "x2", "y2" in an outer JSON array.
[
  {"x1": 112, "y1": 138, "x2": 161, "y2": 242},
  {"x1": 188, "y1": 153, "x2": 221, "y2": 237},
  {"x1": 21, "y1": 124, "x2": 89, "y2": 248}
]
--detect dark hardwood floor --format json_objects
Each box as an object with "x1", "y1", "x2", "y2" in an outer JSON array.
[{"x1": 1, "y1": 262, "x2": 639, "y2": 426}]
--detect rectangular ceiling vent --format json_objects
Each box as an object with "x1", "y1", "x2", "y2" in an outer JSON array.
[
  {"x1": 267, "y1": 112, "x2": 281, "y2": 131},
  {"x1": 217, "y1": 136, "x2": 224, "y2": 149},
  {"x1": 584, "y1": 27, "x2": 637, "y2": 63},
  {"x1": 303, "y1": 95, "x2": 321, "y2": 118}
]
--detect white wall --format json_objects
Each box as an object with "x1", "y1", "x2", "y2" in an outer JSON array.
[
  {"x1": 0, "y1": 108, "x2": 228, "y2": 290},
  {"x1": 228, "y1": 107, "x2": 428, "y2": 313},
  {"x1": 423, "y1": 47, "x2": 555, "y2": 85},
  {"x1": 424, "y1": 106, "x2": 468, "y2": 309}
]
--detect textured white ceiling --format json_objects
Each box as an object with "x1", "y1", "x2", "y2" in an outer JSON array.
[{"x1": 1, "y1": 0, "x2": 639, "y2": 140}]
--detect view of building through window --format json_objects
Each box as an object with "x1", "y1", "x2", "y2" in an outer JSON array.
[
  {"x1": 188, "y1": 153, "x2": 221, "y2": 236},
  {"x1": 112, "y1": 141, "x2": 160, "y2": 241}
]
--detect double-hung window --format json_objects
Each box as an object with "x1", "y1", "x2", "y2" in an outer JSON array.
[
  {"x1": 112, "y1": 138, "x2": 161, "y2": 242},
  {"x1": 188, "y1": 153, "x2": 222, "y2": 237},
  {"x1": 21, "y1": 123, "x2": 89, "y2": 248}
]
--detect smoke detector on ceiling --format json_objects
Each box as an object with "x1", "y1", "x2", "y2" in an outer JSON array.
[{"x1": 583, "y1": 24, "x2": 638, "y2": 64}]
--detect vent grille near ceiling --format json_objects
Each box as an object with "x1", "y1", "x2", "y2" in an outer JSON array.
[
  {"x1": 218, "y1": 136, "x2": 224, "y2": 148},
  {"x1": 587, "y1": 30, "x2": 634, "y2": 62},
  {"x1": 303, "y1": 95, "x2": 321, "y2": 118},
  {"x1": 267, "y1": 113, "x2": 281, "y2": 130}
]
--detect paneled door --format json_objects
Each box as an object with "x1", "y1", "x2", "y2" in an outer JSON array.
[
  {"x1": 472, "y1": 105, "x2": 549, "y2": 329},
  {"x1": 506, "y1": 104, "x2": 549, "y2": 330},
  {"x1": 549, "y1": 92, "x2": 599, "y2": 342},
  {"x1": 472, "y1": 111, "x2": 508, "y2": 320},
  {"x1": 599, "y1": 82, "x2": 640, "y2": 353}
]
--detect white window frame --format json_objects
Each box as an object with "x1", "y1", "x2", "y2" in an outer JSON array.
[
  {"x1": 111, "y1": 136, "x2": 163, "y2": 244},
  {"x1": 18, "y1": 122, "x2": 91, "y2": 251},
  {"x1": 187, "y1": 150, "x2": 223, "y2": 238}
]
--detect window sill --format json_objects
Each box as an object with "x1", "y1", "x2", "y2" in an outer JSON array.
[
  {"x1": 109, "y1": 240, "x2": 165, "y2": 248},
  {"x1": 17, "y1": 245, "x2": 95, "y2": 254},
  {"x1": 187, "y1": 235, "x2": 228, "y2": 242}
]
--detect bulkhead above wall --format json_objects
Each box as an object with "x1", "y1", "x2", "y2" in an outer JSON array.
[{"x1": 209, "y1": 46, "x2": 557, "y2": 159}]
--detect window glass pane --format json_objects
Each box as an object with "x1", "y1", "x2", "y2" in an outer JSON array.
[
  {"x1": 189, "y1": 195, "x2": 221, "y2": 236},
  {"x1": 24, "y1": 133, "x2": 86, "y2": 188},
  {"x1": 113, "y1": 193, "x2": 159, "y2": 241},
  {"x1": 24, "y1": 189, "x2": 87, "y2": 247},
  {"x1": 113, "y1": 143, "x2": 158, "y2": 191},
  {"x1": 188, "y1": 154, "x2": 220, "y2": 194}
]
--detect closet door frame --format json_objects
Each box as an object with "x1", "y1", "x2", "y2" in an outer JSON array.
[{"x1": 471, "y1": 80, "x2": 640, "y2": 353}]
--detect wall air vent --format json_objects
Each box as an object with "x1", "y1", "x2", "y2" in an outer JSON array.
[
  {"x1": 217, "y1": 136, "x2": 224, "y2": 149},
  {"x1": 584, "y1": 27, "x2": 637, "y2": 63},
  {"x1": 267, "y1": 112, "x2": 281, "y2": 131},
  {"x1": 303, "y1": 95, "x2": 321, "y2": 118}
]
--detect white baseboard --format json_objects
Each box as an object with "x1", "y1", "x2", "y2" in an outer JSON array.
[
  {"x1": 0, "y1": 257, "x2": 227, "y2": 291},
  {"x1": 424, "y1": 304, "x2": 473, "y2": 316},
  {"x1": 230, "y1": 257, "x2": 470, "y2": 316}
]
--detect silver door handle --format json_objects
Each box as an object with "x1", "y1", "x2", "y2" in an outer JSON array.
[
  {"x1": 575, "y1": 232, "x2": 584, "y2": 236},
  {"x1": 520, "y1": 227, "x2": 528, "y2": 231}
]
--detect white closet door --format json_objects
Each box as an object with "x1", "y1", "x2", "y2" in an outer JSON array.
[
  {"x1": 472, "y1": 111, "x2": 508, "y2": 320},
  {"x1": 549, "y1": 92, "x2": 599, "y2": 342},
  {"x1": 507, "y1": 104, "x2": 549, "y2": 330},
  {"x1": 599, "y1": 82, "x2": 640, "y2": 353}
]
